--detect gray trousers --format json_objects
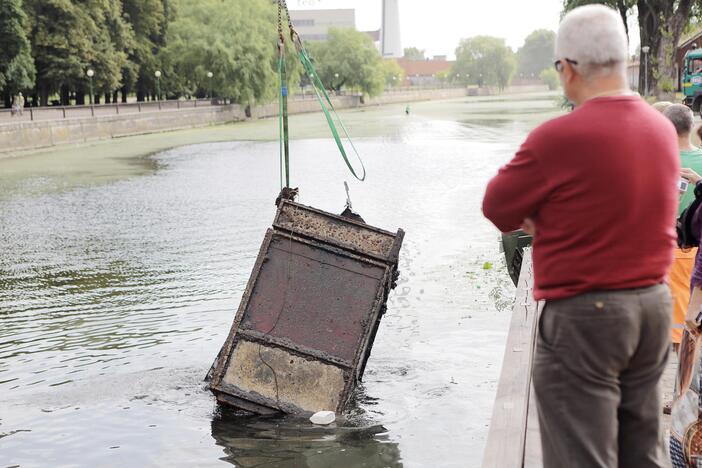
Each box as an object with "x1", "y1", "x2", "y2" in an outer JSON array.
[{"x1": 532, "y1": 283, "x2": 672, "y2": 468}]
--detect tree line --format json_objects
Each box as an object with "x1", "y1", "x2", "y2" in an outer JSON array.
[
  {"x1": 443, "y1": 29, "x2": 557, "y2": 91},
  {"x1": 563, "y1": 1, "x2": 702, "y2": 98},
  {"x1": 0, "y1": 0, "x2": 403, "y2": 109}
]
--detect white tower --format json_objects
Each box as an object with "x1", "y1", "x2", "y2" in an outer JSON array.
[{"x1": 381, "y1": 0, "x2": 402, "y2": 58}]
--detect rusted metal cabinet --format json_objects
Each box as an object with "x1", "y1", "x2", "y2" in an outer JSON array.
[{"x1": 209, "y1": 199, "x2": 404, "y2": 415}]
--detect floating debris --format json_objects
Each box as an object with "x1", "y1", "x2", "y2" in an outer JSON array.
[{"x1": 310, "y1": 411, "x2": 336, "y2": 425}]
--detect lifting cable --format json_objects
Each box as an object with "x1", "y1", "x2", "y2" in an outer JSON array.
[{"x1": 277, "y1": 0, "x2": 366, "y2": 189}]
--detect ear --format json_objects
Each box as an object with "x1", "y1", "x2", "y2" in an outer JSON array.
[{"x1": 562, "y1": 60, "x2": 577, "y2": 85}]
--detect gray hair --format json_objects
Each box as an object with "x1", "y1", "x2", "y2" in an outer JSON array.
[
  {"x1": 652, "y1": 101, "x2": 674, "y2": 113},
  {"x1": 663, "y1": 104, "x2": 694, "y2": 136},
  {"x1": 556, "y1": 5, "x2": 628, "y2": 79}
]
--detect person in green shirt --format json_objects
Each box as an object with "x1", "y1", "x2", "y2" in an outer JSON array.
[
  {"x1": 668, "y1": 108, "x2": 702, "y2": 216},
  {"x1": 662, "y1": 104, "x2": 702, "y2": 351}
]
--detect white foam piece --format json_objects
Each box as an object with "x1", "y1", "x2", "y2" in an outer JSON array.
[{"x1": 309, "y1": 411, "x2": 336, "y2": 425}]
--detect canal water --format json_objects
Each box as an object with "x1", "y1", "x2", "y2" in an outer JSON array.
[{"x1": 0, "y1": 94, "x2": 559, "y2": 467}]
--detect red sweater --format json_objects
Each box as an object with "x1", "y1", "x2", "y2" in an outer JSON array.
[{"x1": 483, "y1": 96, "x2": 679, "y2": 300}]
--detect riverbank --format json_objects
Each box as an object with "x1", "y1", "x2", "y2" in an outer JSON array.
[
  {"x1": 0, "y1": 91, "x2": 561, "y2": 199},
  {"x1": 0, "y1": 87, "x2": 478, "y2": 154}
]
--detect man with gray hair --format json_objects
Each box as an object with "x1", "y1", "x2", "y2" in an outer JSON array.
[{"x1": 483, "y1": 5, "x2": 679, "y2": 467}]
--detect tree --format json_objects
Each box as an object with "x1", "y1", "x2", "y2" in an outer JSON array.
[
  {"x1": 382, "y1": 59, "x2": 405, "y2": 87},
  {"x1": 540, "y1": 68, "x2": 560, "y2": 90},
  {"x1": 562, "y1": 0, "x2": 634, "y2": 41},
  {"x1": 23, "y1": 0, "x2": 133, "y2": 106},
  {"x1": 84, "y1": 0, "x2": 134, "y2": 105},
  {"x1": 403, "y1": 47, "x2": 425, "y2": 61},
  {"x1": 517, "y1": 29, "x2": 556, "y2": 78},
  {"x1": 159, "y1": 0, "x2": 290, "y2": 104},
  {"x1": 307, "y1": 27, "x2": 385, "y2": 97},
  {"x1": 122, "y1": 0, "x2": 170, "y2": 102},
  {"x1": 638, "y1": 0, "x2": 696, "y2": 98},
  {"x1": 562, "y1": 0, "x2": 699, "y2": 98},
  {"x1": 24, "y1": 0, "x2": 91, "y2": 105},
  {"x1": 0, "y1": 0, "x2": 36, "y2": 107},
  {"x1": 453, "y1": 36, "x2": 516, "y2": 91}
]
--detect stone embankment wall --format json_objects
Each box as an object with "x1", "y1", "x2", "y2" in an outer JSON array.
[{"x1": 0, "y1": 87, "x2": 472, "y2": 153}]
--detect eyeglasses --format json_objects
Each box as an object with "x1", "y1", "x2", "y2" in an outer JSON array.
[{"x1": 554, "y1": 58, "x2": 579, "y2": 72}]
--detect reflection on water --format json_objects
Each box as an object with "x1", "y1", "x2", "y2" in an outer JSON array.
[
  {"x1": 0, "y1": 102, "x2": 555, "y2": 467},
  {"x1": 212, "y1": 409, "x2": 402, "y2": 468}
]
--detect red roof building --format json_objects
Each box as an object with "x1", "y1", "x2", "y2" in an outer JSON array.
[{"x1": 396, "y1": 58, "x2": 454, "y2": 85}]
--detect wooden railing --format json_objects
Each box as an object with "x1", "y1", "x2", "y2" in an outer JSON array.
[{"x1": 482, "y1": 250, "x2": 543, "y2": 467}]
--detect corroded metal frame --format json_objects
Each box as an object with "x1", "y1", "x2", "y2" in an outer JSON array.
[{"x1": 209, "y1": 200, "x2": 404, "y2": 414}]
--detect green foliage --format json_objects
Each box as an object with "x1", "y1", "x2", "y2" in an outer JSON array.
[
  {"x1": 435, "y1": 69, "x2": 451, "y2": 83},
  {"x1": 382, "y1": 59, "x2": 405, "y2": 86},
  {"x1": 23, "y1": 0, "x2": 135, "y2": 103},
  {"x1": 1, "y1": 0, "x2": 404, "y2": 105},
  {"x1": 403, "y1": 47, "x2": 425, "y2": 60},
  {"x1": 0, "y1": 0, "x2": 35, "y2": 93},
  {"x1": 517, "y1": 29, "x2": 556, "y2": 78},
  {"x1": 123, "y1": 0, "x2": 171, "y2": 99},
  {"x1": 307, "y1": 28, "x2": 385, "y2": 97},
  {"x1": 540, "y1": 68, "x2": 560, "y2": 90},
  {"x1": 159, "y1": 0, "x2": 296, "y2": 104},
  {"x1": 24, "y1": 0, "x2": 90, "y2": 100},
  {"x1": 453, "y1": 35, "x2": 516, "y2": 91}
]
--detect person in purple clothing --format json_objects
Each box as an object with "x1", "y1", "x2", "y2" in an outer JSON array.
[
  {"x1": 680, "y1": 168, "x2": 702, "y2": 329},
  {"x1": 671, "y1": 168, "x2": 702, "y2": 466}
]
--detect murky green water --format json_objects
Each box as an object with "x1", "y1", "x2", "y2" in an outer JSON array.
[{"x1": 0, "y1": 95, "x2": 559, "y2": 467}]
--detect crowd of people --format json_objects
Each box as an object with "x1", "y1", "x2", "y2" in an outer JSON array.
[{"x1": 483, "y1": 4, "x2": 702, "y2": 467}]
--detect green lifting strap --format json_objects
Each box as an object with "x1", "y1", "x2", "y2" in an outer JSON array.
[
  {"x1": 278, "y1": 48, "x2": 290, "y2": 189},
  {"x1": 296, "y1": 42, "x2": 366, "y2": 182},
  {"x1": 277, "y1": 0, "x2": 366, "y2": 184}
]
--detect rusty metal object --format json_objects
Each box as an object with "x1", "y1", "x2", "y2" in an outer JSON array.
[{"x1": 209, "y1": 199, "x2": 404, "y2": 415}]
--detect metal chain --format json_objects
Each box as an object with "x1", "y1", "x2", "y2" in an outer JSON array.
[
  {"x1": 277, "y1": 0, "x2": 284, "y2": 43},
  {"x1": 280, "y1": 0, "x2": 294, "y2": 34}
]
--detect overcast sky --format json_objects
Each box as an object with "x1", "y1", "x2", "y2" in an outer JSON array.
[{"x1": 290, "y1": 0, "x2": 565, "y2": 58}]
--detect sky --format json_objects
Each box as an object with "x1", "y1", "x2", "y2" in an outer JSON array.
[{"x1": 289, "y1": 0, "x2": 565, "y2": 58}]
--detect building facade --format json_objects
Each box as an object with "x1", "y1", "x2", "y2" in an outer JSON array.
[{"x1": 288, "y1": 9, "x2": 355, "y2": 42}]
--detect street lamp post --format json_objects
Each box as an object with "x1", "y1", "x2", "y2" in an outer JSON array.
[
  {"x1": 154, "y1": 70, "x2": 162, "y2": 101},
  {"x1": 207, "y1": 71, "x2": 214, "y2": 99},
  {"x1": 86, "y1": 69, "x2": 94, "y2": 105},
  {"x1": 642, "y1": 46, "x2": 650, "y2": 97}
]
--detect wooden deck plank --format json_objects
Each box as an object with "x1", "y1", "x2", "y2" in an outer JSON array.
[
  {"x1": 482, "y1": 250, "x2": 539, "y2": 468},
  {"x1": 524, "y1": 383, "x2": 543, "y2": 468}
]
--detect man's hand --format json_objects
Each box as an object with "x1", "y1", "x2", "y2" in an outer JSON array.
[
  {"x1": 521, "y1": 218, "x2": 536, "y2": 236},
  {"x1": 682, "y1": 167, "x2": 702, "y2": 184}
]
